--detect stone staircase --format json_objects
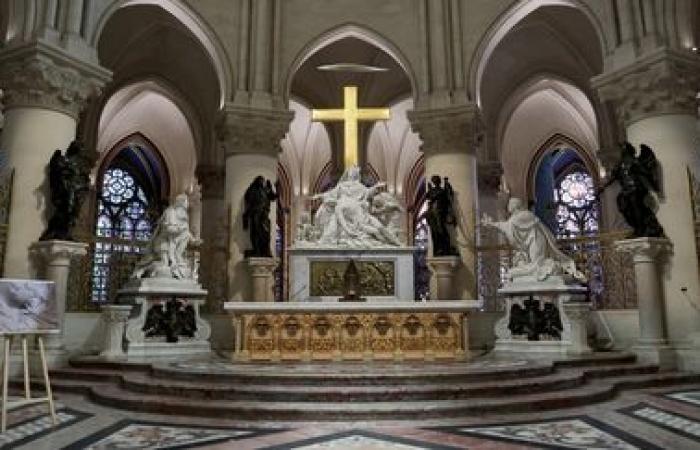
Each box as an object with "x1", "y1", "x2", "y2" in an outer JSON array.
[{"x1": 18, "y1": 353, "x2": 700, "y2": 421}]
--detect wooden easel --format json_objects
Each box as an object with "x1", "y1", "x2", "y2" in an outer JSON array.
[{"x1": 0, "y1": 331, "x2": 57, "y2": 433}]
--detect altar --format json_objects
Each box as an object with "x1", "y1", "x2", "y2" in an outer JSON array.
[{"x1": 224, "y1": 300, "x2": 478, "y2": 362}]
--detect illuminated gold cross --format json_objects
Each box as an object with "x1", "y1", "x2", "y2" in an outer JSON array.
[{"x1": 312, "y1": 86, "x2": 390, "y2": 169}]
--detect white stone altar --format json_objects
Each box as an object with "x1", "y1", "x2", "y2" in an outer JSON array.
[
  {"x1": 289, "y1": 165, "x2": 415, "y2": 302},
  {"x1": 289, "y1": 247, "x2": 415, "y2": 302}
]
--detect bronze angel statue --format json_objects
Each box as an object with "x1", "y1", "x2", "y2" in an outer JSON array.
[
  {"x1": 40, "y1": 140, "x2": 95, "y2": 241},
  {"x1": 599, "y1": 142, "x2": 664, "y2": 238},
  {"x1": 421, "y1": 175, "x2": 458, "y2": 256},
  {"x1": 242, "y1": 176, "x2": 278, "y2": 257}
]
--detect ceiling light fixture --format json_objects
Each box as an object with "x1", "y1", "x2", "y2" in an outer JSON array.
[{"x1": 317, "y1": 63, "x2": 388, "y2": 73}]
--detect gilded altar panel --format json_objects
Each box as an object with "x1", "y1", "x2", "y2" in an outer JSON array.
[
  {"x1": 236, "y1": 311, "x2": 466, "y2": 362},
  {"x1": 309, "y1": 261, "x2": 395, "y2": 296}
]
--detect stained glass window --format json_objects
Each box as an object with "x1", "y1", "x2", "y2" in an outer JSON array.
[
  {"x1": 92, "y1": 167, "x2": 155, "y2": 302},
  {"x1": 413, "y1": 201, "x2": 430, "y2": 300},
  {"x1": 554, "y1": 170, "x2": 599, "y2": 237}
]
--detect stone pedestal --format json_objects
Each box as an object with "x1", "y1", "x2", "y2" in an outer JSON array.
[
  {"x1": 614, "y1": 237, "x2": 676, "y2": 369},
  {"x1": 427, "y1": 256, "x2": 461, "y2": 300},
  {"x1": 29, "y1": 240, "x2": 88, "y2": 366},
  {"x1": 120, "y1": 278, "x2": 211, "y2": 358},
  {"x1": 246, "y1": 257, "x2": 278, "y2": 302},
  {"x1": 562, "y1": 302, "x2": 593, "y2": 355},
  {"x1": 99, "y1": 305, "x2": 132, "y2": 360},
  {"x1": 494, "y1": 279, "x2": 590, "y2": 355}
]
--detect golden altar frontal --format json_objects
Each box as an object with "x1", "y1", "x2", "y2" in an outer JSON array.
[{"x1": 224, "y1": 301, "x2": 479, "y2": 362}]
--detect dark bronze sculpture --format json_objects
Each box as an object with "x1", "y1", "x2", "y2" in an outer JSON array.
[
  {"x1": 40, "y1": 140, "x2": 95, "y2": 241},
  {"x1": 421, "y1": 175, "x2": 458, "y2": 256},
  {"x1": 143, "y1": 298, "x2": 197, "y2": 343},
  {"x1": 508, "y1": 297, "x2": 563, "y2": 341},
  {"x1": 599, "y1": 142, "x2": 665, "y2": 238},
  {"x1": 242, "y1": 176, "x2": 278, "y2": 257}
]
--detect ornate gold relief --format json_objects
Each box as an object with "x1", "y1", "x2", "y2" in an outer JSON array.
[
  {"x1": 310, "y1": 261, "x2": 395, "y2": 296},
  {"x1": 236, "y1": 311, "x2": 467, "y2": 362}
]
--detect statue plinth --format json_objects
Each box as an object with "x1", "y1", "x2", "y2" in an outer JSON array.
[
  {"x1": 246, "y1": 257, "x2": 278, "y2": 302},
  {"x1": 494, "y1": 278, "x2": 591, "y2": 356},
  {"x1": 427, "y1": 256, "x2": 461, "y2": 300},
  {"x1": 99, "y1": 304, "x2": 132, "y2": 360},
  {"x1": 614, "y1": 237, "x2": 676, "y2": 369},
  {"x1": 119, "y1": 278, "x2": 211, "y2": 359}
]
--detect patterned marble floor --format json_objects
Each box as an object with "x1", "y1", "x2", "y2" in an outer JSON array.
[{"x1": 4, "y1": 385, "x2": 700, "y2": 449}]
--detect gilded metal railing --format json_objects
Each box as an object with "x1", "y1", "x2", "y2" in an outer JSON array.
[
  {"x1": 476, "y1": 230, "x2": 637, "y2": 311},
  {"x1": 67, "y1": 237, "x2": 145, "y2": 312}
]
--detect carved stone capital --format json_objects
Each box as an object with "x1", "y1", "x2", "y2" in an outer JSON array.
[
  {"x1": 217, "y1": 104, "x2": 293, "y2": 157},
  {"x1": 0, "y1": 42, "x2": 111, "y2": 118},
  {"x1": 593, "y1": 49, "x2": 700, "y2": 125},
  {"x1": 408, "y1": 103, "x2": 482, "y2": 155},
  {"x1": 100, "y1": 304, "x2": 132, "y2": 323},
  {"x1": 613, "y1": 237, "x2": 673, "y2": 264},
  {"x1": 195, "y1": 164, "x2": 225, "y2": 199},
  {"x1": 30, "y1": 240, "x2": 88, "y2": 267}
]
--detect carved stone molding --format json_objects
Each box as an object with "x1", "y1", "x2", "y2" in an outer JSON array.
[
  {"x1": 30, "y1": 239, "x2": 88, "y2": 268},
  {"x1": 0, "y1": 42, "x2": 111, "y2": 118},
  {"x1": 477, "y1": 161, "x2": 504, "y2": 192},
  {"x1": 613, "y1": 237, "x2": 673, "y2": 264},
  {"x1": 195, "y1": 164, "x2": 225, "y2": 199},
  {"x1": 217, "y1": 104, "x2": 293, "y2": 157},
  {"x1": 593, "y1": 49, "x2": 700, "y2": 125},
  {"x1": 408, "y1": 103, "x2": 482, "y2": 155}
]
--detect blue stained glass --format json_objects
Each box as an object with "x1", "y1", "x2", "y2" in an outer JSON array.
[{"x1": 91, "y1": 166, "x2": 157, "y2": 303}]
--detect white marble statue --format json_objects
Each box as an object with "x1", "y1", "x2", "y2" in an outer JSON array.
[
  {"x1": 298, "y1": 166, "x2": 403, "y2": 248},
  {"x1": 132, "y1": 194, "x2": 198, "y2": 280},
  {"x1": 481, "y1": 197, "x2": 586, "y2": 284}
]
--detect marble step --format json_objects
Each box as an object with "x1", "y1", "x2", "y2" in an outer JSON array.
[
  {"x1": 80, "y1": 372, "x2": 700, "y2": 420},
  {"x1": 116, "y1": 364, "x2": 659, "y2": 402},
  {"x1": 144, "y1": 353, "x2": 640, "y2": 386}
]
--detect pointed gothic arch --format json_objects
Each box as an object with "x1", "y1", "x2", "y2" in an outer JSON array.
[
  {"x1": 283, "y1": 23, "x2": 419, "y2": 104},
  {"x1": 91, "y1": 0, "x2": 232, "y2": 108}
]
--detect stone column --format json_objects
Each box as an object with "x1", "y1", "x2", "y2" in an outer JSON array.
[
  {"x1": 614, "y1": 237, "x2": 675, "y2": 368},
  {"x1": 0, "y1": 43, "x2": 110, "y2": 278},
  {"x1": 217, "y1": 105, "x2": 292, "y2": 301},
  {"x1": 29, "y1": 240, "x2": 88, "y2": 365},
  {"x1": 409, "y1": 104, "x2": 481, "y2": 299},
  {"x1": 99, "y1": 304, "x2": 132, "y2": 359},
  {"x1": 477, "y1": 161, "x2": 506, "y2": 310},
  {"x1": 196, "y1": 164, "x2": 227, "y2": 309},
  {"x1": 594, "y1": 49, "x2": 700, "y2": 358}
]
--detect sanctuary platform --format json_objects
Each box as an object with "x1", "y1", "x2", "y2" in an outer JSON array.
[{"x1": 224, "y1": 300, "x2": 478, "y2": 362}]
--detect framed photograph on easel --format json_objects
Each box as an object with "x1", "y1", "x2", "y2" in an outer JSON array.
[{"x1": 0, "y1": 279, "x2": 58, "y2": 432}]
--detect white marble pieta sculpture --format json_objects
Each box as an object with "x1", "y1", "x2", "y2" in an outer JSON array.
[
  {"x1": 296, "y1": 165, "x2": 404, "y2": 248},
  {"x1": 481, "y1": 197, "x2": 586, "y2": 285},
  {"x1": 131, "y1": 194, "x2": 199, "y2": 280}
]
